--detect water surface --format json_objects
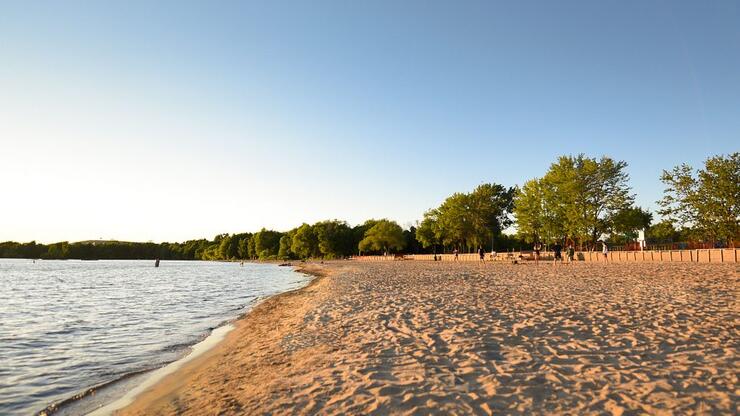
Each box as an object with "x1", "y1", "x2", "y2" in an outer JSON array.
[{"x1": 0, "y1": 259, "x2": 308, "y2": 415}]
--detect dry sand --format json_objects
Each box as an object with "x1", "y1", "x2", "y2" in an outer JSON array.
[{"x1": 118, "y1": 261, "x2": 738, "y2": 415}]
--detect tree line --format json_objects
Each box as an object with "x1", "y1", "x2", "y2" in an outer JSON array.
[
  {"x1": 1, "y1": 152, "x2": 736, "y2": 260},
  {"x1": 0, "y1": 220, "x2": 421, "y2": 261}
]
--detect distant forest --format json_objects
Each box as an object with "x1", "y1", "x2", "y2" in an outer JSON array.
[{"x1": 2, "y1": 153, "x2": 737, "y2": 260}]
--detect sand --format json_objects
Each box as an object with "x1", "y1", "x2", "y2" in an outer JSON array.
[{"x1": 117, "y1": 261, "x2": 738, "y2": 415}]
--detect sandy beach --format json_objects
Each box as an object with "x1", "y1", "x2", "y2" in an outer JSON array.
[{"x1": 117, "y1": 261, "x2": 738, "y2": 415}]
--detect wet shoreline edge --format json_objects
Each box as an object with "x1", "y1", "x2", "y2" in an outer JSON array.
[{"x1": 37, "y1": 262, "x2": 319, "y2": 416}]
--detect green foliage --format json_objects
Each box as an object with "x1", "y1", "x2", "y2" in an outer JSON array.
[
  {"x1": 420, "y1": 183, "x2": 515, "y2": 251},
  {"x1": 352, "y1": 219, "x2": 377, "y2": 246},
  {"x1": 358, "y1": 219, "x2": 406, "y2": 254},
  {"x1": 658, "y1": 153, "x2": 739, "y2": 245},
  {"x1": 247, "y1": 237, "x2": 257, "y2": 259},
  {"x1": 514, "y1": 154, "x2": 634, "y2": 247},
  {"x1": 610, "y1": 207, "x2": 652, "y2": 242},
  {"x1": 253, "y1": 228, "x2": 283, "y2": 259},
  {"x1": 314, "y1": 220, "x2": 354, "y2": 258},
  {"x1": 513, "y1": 179, "x2": 553, "y2": 243},
  {"x1": 4, "y1": 153, "x2": 730, "y2": 259},
  {"x1": 45, "y1": 242, "x2": 70, "y2": 259},
  {"x1": 234, "y1": 233, "x2": 253, "y2": 259},
  {"x1": 403, "y1": 226, "x2": 421, "y2": 254},
  {"x1": 415, "y1": 211, "x2": 441, "y2": 250},
  {"x1": 218, "y1": 235, "x2": 233, "y2": 260},
  {"x1": 646, "y1": 220, "x2": 683, "y2": 243},
  {"x1": 291, "y1": 224, "x2": 318, "y2": 259},
  {"x1": 278, "y1": 230, "x2": 295, "y2": 260}
]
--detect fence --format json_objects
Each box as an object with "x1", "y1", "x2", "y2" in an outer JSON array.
[
  {"x1": 610, "y1": 242, "x2": 719, "y2": 251},
  {"x1": 355, "y1": 248, "x2": 739, "y2": 263}
]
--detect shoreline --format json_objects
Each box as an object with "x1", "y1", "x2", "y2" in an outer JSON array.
[
  {"x1": 86, "y1": 325, "x2": 236, "y2": 416},
  {"x1": 37, "y1": 262, "x2": 318, "y2": 416},
  {"x1": 110, "y1": 261, "x2": 736, "y2": 415},
  {"x1": 95, "y1": 263, "x2": 329, "y2": 415}
]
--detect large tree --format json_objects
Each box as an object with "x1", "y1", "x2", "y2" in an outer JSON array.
[
  {"x1": 278, "y1": 230, "x2": 295, "y2": 259},
  {"x1": 415, "y1": 209, "x2": 442, "y2": 251},
  {"x1": 291, "y1": 223, "x2": 318, "y2": 259},
  {"x1": 358, "y1": 219, "x2": 406, "y2": 255},
  {"x1": 519, "y1": 155, "x2": 633, "y2": 247},
  {"x1": 610, "y1": 207, "x2": 652, "y2": 243},
  {"x1": 253, "y1": 228, "x2": 282, "y2": 259},
  {"x1": 314, "y1": 220, "x2": 354, "y2": 258},
  {"x1": 468, "y1": 183, "x2": 516, "y2": 248},
  {"x1": 352, "y1": 219, "x2": 379, "y2": 255},
  {"x1": 218, "y1": 235, "x2": 233, "y2": 260},
  {"x1": 235, "y1": 233, "x2": 253, "y2": 259},
  {"x1": 646, "y1": 220, "x2": 683, "y2": 243},
  {"x1": 436, "y1": 192, "x2": 475, "y2": 249},
  {"x1": 513, "y1": 179, "x2": 547, "y2": 243},
  {"x1": 421, "y1": 183, "x2": 515, "y2": 251},
  {"x1": 658, "y1": 153, "x2": 739, "y2": 245}
]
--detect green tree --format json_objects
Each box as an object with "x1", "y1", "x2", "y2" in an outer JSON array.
[
  {"x1": 403, "y1": 226, "x2": 421, "y2": 254},
  {"x1": 291, "y1": 224, "x2": 318, "y2": 259},
  {"x1": 611, "y1": 207, "x2": 652, "y2": 242},
  {"x1": 528, "y1": 155, "x2": 634, "y2": 247},
  {"x1": 235, "y1": 233, "x2": 253, "y2": 259},
  {"x1": 253, "y1": 228, "x2": 282, "y2": 259},
  {"x1": 278, "y1": 231, "x2": 295, "y2": 259},
  {"x1": 45, "y1": 242, "x2": 70, "y2": 259},
  {"x1": 646, "y1": 220, "x2": 682, "y2": 243},
  {"x1": 468, "y1": 183, "x2": 515, "y2": 249},
  {"x1": 436, "y1": 192, "x2": 475, "y2": 249},
  {"x1": 658, "y1": 153, "x2": 740, "y2": 245},
  {"x1": 247, "y1": 237, "x2": 257, "y2": 259},
  {"x1": 352, "y1": 219, "x2": 379, "y2": 255},
  {"x1": 513, "y1": 179, "x2": 547, "y2": 243},
  {"x1": 420, "y1": 183, "x2": 515, "y2": 251},
  {"x1": 218, "y1": 235, "x2": 233, "y2": 260},
  {"x1": 314, "y1": 220, "x2": 354, "y2": 258},
  {"x1": 416, "y1": 210, "x2": 442, "y2": 251},
  {"x1": 358, "y1": 219, "x2": 406, "y2": 255}
]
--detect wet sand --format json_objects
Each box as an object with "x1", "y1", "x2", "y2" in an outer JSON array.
[{"x1": 118, "y1": 261, "x2": 738, "y2": 415}]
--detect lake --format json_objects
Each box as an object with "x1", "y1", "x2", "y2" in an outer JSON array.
[{"x1": 0, "y1": 259, "x2": 309, "y2": 415}]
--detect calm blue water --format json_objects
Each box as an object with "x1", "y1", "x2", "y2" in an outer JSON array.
[{"x1": 0, "y1": 259, "x2": 308, "y2": 416}]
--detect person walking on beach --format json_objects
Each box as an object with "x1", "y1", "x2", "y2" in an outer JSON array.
[
  {"x1": 478, "y1": 246, "x2": 485, "y2": 263},
  {"x1": 553, "y1": 242, "x2": 563, "y2": 265},
  {"x1": 567, "y1": 244, "x2": 575, "y2": 264},
  {"x1": 453, "y1": 248, "x2": 459, "y2": 261},
  {"x1": 533, "y1": 242, "x2": 542, "y2": 265},
  {"x1": 602, "y1": 241, "x2": 609, "y2": 263}
]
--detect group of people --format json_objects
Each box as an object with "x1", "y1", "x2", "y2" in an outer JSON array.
[
  {"x1": 541, "y1": 242, "x2": 576, "y2": 265},
  {"x1": 435, "y1": 241, "x2": 610, "y2": 265},
  {"x1": 534, "y1": 241, "x2": 609, "y2": 265}
]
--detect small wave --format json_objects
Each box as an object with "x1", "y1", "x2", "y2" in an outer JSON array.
[{"x1": 35, "y1": 366, "x2": 161, "y2": 416}]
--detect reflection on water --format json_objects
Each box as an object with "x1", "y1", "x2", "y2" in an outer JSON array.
[{"x1": 0, "y1": 259, "x2": 308, "y2": 416}]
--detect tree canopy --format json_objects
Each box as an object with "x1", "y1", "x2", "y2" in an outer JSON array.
[
  {"x1": 358, "y1": 219, "x2": 406, "y2": 254},
  {"x1": 417, "y1": 183, "x2": 515, "y2": 252},
  {"x1": 658, "y1": 153, "x2": 739, "y2": 245},
  {"x1": 514, "y1": 154, "x2": 635, "y2": 247}
]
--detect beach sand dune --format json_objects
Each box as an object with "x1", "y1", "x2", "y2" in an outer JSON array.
[{"x1": 119, "y1": 262, "x2": 738, "y2": 415}]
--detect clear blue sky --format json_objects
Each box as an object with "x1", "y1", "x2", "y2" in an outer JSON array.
[{"x1": 1, "y1": 1, "x2": 738, "y2": 243}]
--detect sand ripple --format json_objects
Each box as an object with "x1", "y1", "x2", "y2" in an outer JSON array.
[{"x1": 120, "y1": 262, "x2": 739, "y2": 415}]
